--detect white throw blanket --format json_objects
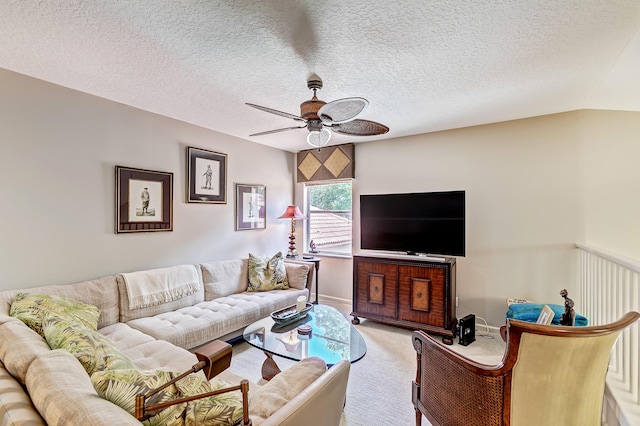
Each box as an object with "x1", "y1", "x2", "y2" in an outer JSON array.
[{"x1": 123, "y1": 265, "x2": 200, "y2": 310}]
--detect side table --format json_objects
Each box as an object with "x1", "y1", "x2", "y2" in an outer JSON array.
[{"x1": 302, "y1": 256, "x2": 321, "y2": 304}]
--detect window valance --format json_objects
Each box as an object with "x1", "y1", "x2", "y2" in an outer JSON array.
[{"x1": 296, "y1": 143, "x2": 354, "y2": 183}]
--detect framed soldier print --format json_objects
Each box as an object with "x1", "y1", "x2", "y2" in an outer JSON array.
[
  {"x1": 235, "y1": 184, "x2": 266, "y2": 230},
  {"x1": 187, "y1": 146, "x2": 227, "y2": 204},
  {"x1": 115, "y1": 166, "x2": 173, "y2": 233}
]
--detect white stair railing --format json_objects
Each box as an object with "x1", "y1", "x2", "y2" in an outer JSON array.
[{"x1": 577, "y1": 243, "x2": 640, "y2": 425}]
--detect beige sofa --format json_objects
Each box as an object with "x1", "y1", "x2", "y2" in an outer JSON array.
[{"x1": 0, "y1": 258, "x2": 351, "y2": 426}]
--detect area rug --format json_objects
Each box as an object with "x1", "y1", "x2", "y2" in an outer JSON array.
[
  {"x1": 229, "y1": 315, "x2": 505, "y2": 425},
  {"x1": 229, "y1": 319, "x2": 419, "y2": 425}
]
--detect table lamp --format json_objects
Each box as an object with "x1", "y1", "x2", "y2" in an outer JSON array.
[{"x1": 278, "y1": 205, "x2": 306, "y2": 258}]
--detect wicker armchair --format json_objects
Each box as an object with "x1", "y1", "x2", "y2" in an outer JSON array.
[{"x1": 412, "y1": 311, "x2": 640, "y2": 426}]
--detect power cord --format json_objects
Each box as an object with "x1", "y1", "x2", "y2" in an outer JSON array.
[{"x1": 474, "y1": 316, "x2": 494, "y2": 339}]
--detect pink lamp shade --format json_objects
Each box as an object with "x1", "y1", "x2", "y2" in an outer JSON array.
[
  {"x1": 278, "y1": 206, "x2": 306, "y2": 258},
  {"x1": 278, "y1": 205, "x2": 306, "y2": 220}
]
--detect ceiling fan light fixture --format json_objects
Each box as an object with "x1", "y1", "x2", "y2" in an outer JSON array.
[
  {"x1": 246, "y1": 75, "x2": 388, "y2": 147},
  {"x1": 306, "y1": 128, "x2": 331, "y2": 147}
]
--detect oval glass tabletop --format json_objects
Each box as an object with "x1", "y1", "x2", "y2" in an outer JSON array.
[{"x1": 243, "y1": 304, "x2": 367, "y2": 366}]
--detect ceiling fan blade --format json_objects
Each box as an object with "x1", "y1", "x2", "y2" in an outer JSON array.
[
  {"x1": 246, "y1": 103, "x2": 306, "y2": 122},
  {"x1": 331, "y1": 119, "x2": 389, "y2": 136},
  {"x1": 249, "y1": 125, "x2": 307, "y2": 137},
  {"x1": 318, "y1": 97, "x2": 369, "y2": 124}
]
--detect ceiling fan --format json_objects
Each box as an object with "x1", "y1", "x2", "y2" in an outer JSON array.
[{"x1": 246, "y1": 75, "x2": 389, "y2": 148}]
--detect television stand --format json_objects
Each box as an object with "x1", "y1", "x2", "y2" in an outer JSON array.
[{"x1": 351, "y1": 254, "x2": 457, "y2": 344}]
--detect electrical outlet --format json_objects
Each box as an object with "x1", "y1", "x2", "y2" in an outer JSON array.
[{"x1": 456, "y1": 297, "x2": 459, "y2": 307}]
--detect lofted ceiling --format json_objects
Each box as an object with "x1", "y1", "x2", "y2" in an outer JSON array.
[{"x1": 1, "y1": 1, "x2": 639, "y2": 153}]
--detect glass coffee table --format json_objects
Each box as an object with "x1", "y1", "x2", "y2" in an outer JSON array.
[{"x1": 243, "y1": 304, "x2": 367, "y2": 380}]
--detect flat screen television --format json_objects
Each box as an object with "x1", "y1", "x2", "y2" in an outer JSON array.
[{"x1": 360, "y1": 190, "x2": 465, "y2": 257}]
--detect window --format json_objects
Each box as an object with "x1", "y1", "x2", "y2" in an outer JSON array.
[{"x1": 303, "y1": 180, "x2": 352, "y2": 256}]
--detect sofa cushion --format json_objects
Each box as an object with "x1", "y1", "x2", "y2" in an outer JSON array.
[
  {"x1": 200, "y1": 259, "x2": 249, "y2": 300},
  {"x1": 0, "y1": 300, "x2": 23, "y2": 327},
  {"x1": 9, "y1": 292, "x2": 101, "y2": 336},
  {"x1": 284, "y1": 263, "x2": 310, "y2": 290},
  {"x1": 43, "y1": 314, "x2": 135, "y2": 375},
  {"x1": 121, "y1": 339, "x2": 205, "y2": 373},
  {"x1": 98, "y1": 322, "x2": 157, "y2": 351},
  {"x1": 0, "y1": 359, "x2": 46, "y2": 426},
  {"x1": 248, "y1": 252, "x2": 289, "y2": 292},
  {"x1": 117, "y1": 266, "x2": 205, "y2": 323},
  {"x1": 0, "y1": 320, "x2": 51, "y2": 385},
  {"x1": 125, "y1": 289, "x2": 308, "y2": 350},
  {"x1": 0, "y1": 275, "x2": 120, "y2": 329},
  {"x1": 249, "y1": 357, "x2": 327, "y2": 422},
  {"x1": 91, "y1": 369, "x2": 244, "y2": 426},
  {"x1": 25, "y1": 350, "x2": 141, "y2": 425}
]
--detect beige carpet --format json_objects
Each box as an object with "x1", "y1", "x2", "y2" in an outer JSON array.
[{"x1": 229, "y1": 304, "x2": 505, "y2": 426}]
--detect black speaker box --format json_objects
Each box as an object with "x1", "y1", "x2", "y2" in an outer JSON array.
[{"x1": 458, "y1": 314, "x2": 476, "y2": 346}]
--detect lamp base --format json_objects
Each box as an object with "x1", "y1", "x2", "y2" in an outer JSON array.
[{"x1": 286, "y1": 232, "x2": 298, "y2": 258}]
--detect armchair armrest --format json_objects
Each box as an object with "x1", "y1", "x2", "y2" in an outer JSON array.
[
  {"x1": 257, "y1": 359, "x2": 350, "y2": 426},
  {"x1": 413, "y1": 313, "x2": 640, "y2": 426}
]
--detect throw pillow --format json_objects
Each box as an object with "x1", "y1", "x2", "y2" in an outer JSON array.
[
  {"x1": 200, "y1": 259, "x2": 249, "y2": 300},
  {"x1": 283, "y1": 262, "x2": 310, "y2": 290},
  {"x1": 43, "y1": 313, "x2": 135, "y2": 375},
  {"x1": 247, "y1": 252, "x2": 289, "y2": 292},
  {"x1": 9, "y1": 292, "x2": 101, "y2": 336},
  {"x1": 174, "y1": 376, "x2": 244, "y2": 426},
  {"x1": 91, "y1": 369, "x2": 186, "y2": 425},
  {"x1": 91, "y1": 369, "x2": 244, "y2": 426}
]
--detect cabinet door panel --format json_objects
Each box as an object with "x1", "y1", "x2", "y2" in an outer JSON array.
[
  {"x1": 355, "y1": 261, "x2": 397, "y2": 318},
  {"x1": 398, "y1": 265, "x2": 446, "y2": 327}
]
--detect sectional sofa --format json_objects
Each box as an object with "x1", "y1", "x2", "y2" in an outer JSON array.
[{"x1": 0, "y1": 256, "x2": 351, "y2": 426}]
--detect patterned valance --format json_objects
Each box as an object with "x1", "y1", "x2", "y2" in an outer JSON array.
[{"x1": 296, "y1": 143, "x2": 354, "y2": 183}]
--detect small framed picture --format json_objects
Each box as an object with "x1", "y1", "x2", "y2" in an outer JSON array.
[
  {"x1": 537, "y1": 304, "x2": 555, "y2": 325},
  {"x1": 115, "y1": 166, "x2": 173, "y2": 233},
  {"x1": 235, "y1": 184, "x2": 266, "y2": 230},
  {"x1": 187, "y1": 146, "x2": 227, "y2": 204}
]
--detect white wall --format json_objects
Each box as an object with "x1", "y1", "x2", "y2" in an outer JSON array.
[
  {"x1": 4, "y1": 67, "x2": 638, "y2": 327},
  {"x1": 309, "y1": 110, "x2": 640, "y2": 326},
  {"x1": 580, "y1": 110, "x2": 640, "y2": 260},
  {"x1": 0, "y1": 68, "x2": 295, "y2": 289}
]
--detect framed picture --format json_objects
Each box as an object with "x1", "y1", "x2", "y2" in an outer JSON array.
[
  {"x1": 115, "y1": 166, "x2": 173, "y2": 233},
  {"x1": 187, "y1": 146, "x2": 227, "y2": 204},
  {"x1": 235, "y1": 184, "x2": 266, "y2": 230},
  {"x1": 537, "y1": 304, "x2": 555, "y2": 325}
]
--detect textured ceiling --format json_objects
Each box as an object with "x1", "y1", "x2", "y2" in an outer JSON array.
[{"x1": 1, "y1": 1, "x2": 639, "y2": 152}]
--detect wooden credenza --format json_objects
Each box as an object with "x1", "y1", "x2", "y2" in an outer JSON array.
[{"x1": 351, "y1": 254, "x2": 457, "y2": 344}]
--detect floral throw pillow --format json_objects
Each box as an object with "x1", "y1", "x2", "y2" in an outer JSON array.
[
  {"x1": 176, "y1": 376, "x2": 244, "y2": 426},
  {"x1": 91, "y1": 369, "x2": 186, "y2": 425},
  {"x1": 9, "y1": 292, "x2": 101, "y2": 337},
  {"x1": 43, "y1": 313, "x2": 135, "y2": 375},
  {"x1": 91, "y1": 369, "x2": 243, "y2": 426},
  {"x1": 247, "y1": 252, "x2": 289, "y2": 292}
]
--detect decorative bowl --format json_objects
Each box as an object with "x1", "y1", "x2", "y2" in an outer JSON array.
[{"x1": 271, "y1": 303, "x2": 313, "y2": 325}]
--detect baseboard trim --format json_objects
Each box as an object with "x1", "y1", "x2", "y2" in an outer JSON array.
[
  {"x1": 317, "y1": 294, "x2": 352, "y2": 306},
  {"x1": 603, "y1": 379, "x2": 640, "y2": 426}
]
